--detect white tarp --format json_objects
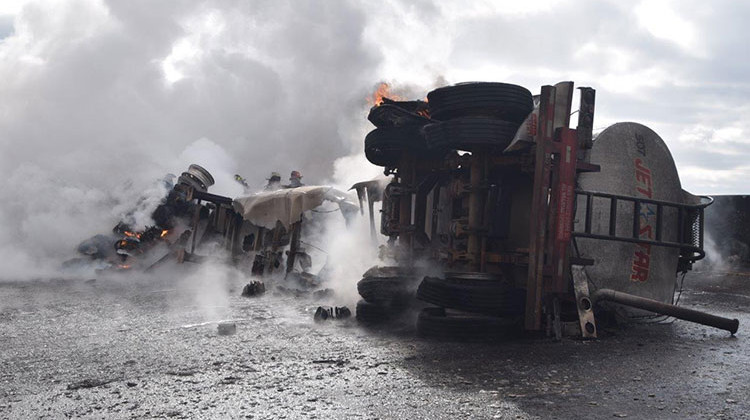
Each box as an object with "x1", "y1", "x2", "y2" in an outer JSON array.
[{"x1": 233, "y1": 185, "x2": 355, "y2": 229}]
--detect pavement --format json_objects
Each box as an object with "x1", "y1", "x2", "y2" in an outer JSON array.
[{"x1": 0, "y1": 265, "x2": 747, "y2": 419}]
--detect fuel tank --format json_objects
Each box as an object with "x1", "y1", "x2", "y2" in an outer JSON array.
[{"x1": 574, "y1": 122, "x2": 698, "y2": 319}]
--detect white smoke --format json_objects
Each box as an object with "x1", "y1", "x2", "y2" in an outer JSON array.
[{"x1": 0, "y1": 0, "x2": 394, "y2": 279}]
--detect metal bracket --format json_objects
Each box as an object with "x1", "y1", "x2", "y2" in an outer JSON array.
[{"x1": 572, "y1": 265, "x2": 597, "y2": 338}]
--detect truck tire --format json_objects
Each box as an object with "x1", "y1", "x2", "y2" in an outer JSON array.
[
  {"x1": 358, "y1": 274, "x2": 416, "y2": 306},
  {"x1": 364, "y1": 126, "x2": 427, "y2": 167},
  {"x1": 356, "y1": 300, "x2": 398, "y2": 325},
  {"x1": 416, "y1": 274, "x2": 525, "y2": 316},
  {"x1": 422, "y1": 117, "x2": 519, "y2": 152},
  {"x1": 416, "y1": 307, "x2": 522, "y2": 341},
  {"x1": 427, "y1": 82, "x2": 534, "y2": 123}
]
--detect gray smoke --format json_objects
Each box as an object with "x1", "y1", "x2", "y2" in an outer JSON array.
[
  {"x1": 0, "y1": 0, "x2": 400, "y2": 277},
  {"x1": 2, "y1": 0, "x2": 749, "y2": 278}
]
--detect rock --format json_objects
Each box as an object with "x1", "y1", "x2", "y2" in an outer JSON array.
[{"x1": 218, "y1": 322, "x2": 237, "y2": 336}]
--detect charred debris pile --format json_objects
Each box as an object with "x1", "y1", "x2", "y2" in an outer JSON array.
[
  {"x1": 68, "y1": 164, "x2": 359, "y2": 299},
  {"x1": 67, "y1": 80, "x2": 740, "y2": 341}
]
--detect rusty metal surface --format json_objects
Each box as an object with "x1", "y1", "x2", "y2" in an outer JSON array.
[
  {"x1": 576, "y1": 87, "x2": 595, "y2": 153},
  {"x1": 525, "y1": 85, "x2": 555, "y2": 331},
  {"x1": 549, "y1": 128, "x2": 578, "y2": 293}
]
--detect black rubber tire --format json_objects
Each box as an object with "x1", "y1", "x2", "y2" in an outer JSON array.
[
  {"x1": 427, "y1": 82, "x2": 533, "y2": 123},
  {"x1": 416, "y1": 275, "x2": 525, "y2": 316},
  {"x1": 356, "y1": 300, "x2": 401, "y2": 325},
  {"x1": 357, "y1": 275, "x2": 416, "y2": 306},
  {"x1": 362, "y1": 265, "x2": 415, "y2": 278},
  {"x1": 364, "y1": 126, "x2": 425, "y2": 167},
  {"x1": 416, "y1": 307, "x2": 522, "y2": 341},
  {"x1": 423, "y1": 117, "x2": 519, "y2": 153}
]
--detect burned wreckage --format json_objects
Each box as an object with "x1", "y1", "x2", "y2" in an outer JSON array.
[
  {"x1": 356, "y1": 81, "x2": 739, "y2": 340},
  {"x1": 70, "y1": 80, "x2": 739, "y2": 341},
  {"x1": 71, "y1": 164, "x2": 359, "y2": 292}
]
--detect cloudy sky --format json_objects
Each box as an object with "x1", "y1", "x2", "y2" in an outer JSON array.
[{"x1": 0, "y1": 0, "x2": 748, "y2": 273}]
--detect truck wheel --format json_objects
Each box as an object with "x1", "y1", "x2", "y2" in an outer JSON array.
[
  {"x1": 416, "y1": 307, "x2": 522, "y2": 341},
  {"x1": 416, "y1": 275, "x2": 525, "y2": 316},
  {"x1": 357, "y1": 274, "x2": 416, "y2": 306},
  {"x1": 356, "y1": 300, "x2": 400, "y2": 325},
  {"x1": 427, "y1": 82, "x2": 533, "y2": 123},
  {"x1": 364, "y1": 126, "x2": 426, "y2": 167},
  {"x1": 423, "y1": 117, "x2": 519, "y2": 152}
]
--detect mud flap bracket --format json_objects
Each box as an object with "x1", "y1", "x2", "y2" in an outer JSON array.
[{"x1": 572, "y1": 265, "x2": 597, "y2": 338}]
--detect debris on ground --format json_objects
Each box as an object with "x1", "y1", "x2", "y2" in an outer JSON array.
[
  {"x1": 241, "y1": 280, "x2": 266, "y2": 297},
  {"x1": 314, "y1": 306, "x2": 352, "y2": 322}
]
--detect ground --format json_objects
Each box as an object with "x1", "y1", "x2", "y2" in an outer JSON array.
[{"x1": 0, "y1": 266, "x2": 747, "y2": 419}]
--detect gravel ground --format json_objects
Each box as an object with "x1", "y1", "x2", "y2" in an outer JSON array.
[{"x1": 0, "y1": 266, "x2": 747, "y2": 419}]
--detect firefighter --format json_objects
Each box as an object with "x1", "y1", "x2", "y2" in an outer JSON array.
[
  {"x1": 264, "y1": 171, "x2": 282, "y2": 191},
  {"x1": 287, "y1": 170, "x2": 304, "y2": 188}
]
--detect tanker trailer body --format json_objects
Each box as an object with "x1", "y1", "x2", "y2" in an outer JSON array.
[{"x1": 357, "y1": 80, "x2": 737, "y2": 339}]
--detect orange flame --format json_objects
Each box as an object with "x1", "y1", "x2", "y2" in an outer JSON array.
[
  {"x1": 124, "y1": 231, "x2": 141, "y2": 239},
  {"x1": 160, "y1": 230, "x2": 168, "y2": 238},
  {"x1": 367, "y1": 82, "x2": 403, "y2": 107}
]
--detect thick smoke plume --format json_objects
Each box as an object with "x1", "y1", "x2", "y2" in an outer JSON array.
[{"x1": 0, "y1": 1, "x2": 422, "y2": 278}]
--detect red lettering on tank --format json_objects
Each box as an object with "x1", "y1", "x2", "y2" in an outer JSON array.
[
  {"x1": 630, "y1": 243, "x2": 652, "y2": 282},
  {"x1": 631, "y1": 158, "x2": 654, "y2": 283},
  {"x1": 635, "y1": 158, "x2": 653, "y2": 198}
]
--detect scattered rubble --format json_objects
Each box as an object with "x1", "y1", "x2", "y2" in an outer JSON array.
[
  {"x1": 241, "y1": 281, "x2": 266, "y2": 297},
  {"x1": 313, "y1": 306, "x2": 352, "y2": 322}
]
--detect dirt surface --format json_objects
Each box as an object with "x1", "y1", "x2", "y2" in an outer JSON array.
[{"x1": 0, "y1": 268, "x2": 747, "y2": 419}]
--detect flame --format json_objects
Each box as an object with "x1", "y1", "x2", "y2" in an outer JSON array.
[
  {"x1": 416, "y1": 109, "x2": 430, "y2": 118},
  {"x1": 367, "y1": 82, "x2": 403, "y2": 107},
  {"x1": 118, "y1": 264, "x2": 132, "y2": 270},
  {"x1": 124, "y1": 231, "x2": 141, "y2": 239},
  {"x1": 160, "y1": 230, "x2": 168, "y2": 238}
]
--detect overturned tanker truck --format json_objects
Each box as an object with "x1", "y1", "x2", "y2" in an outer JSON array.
[{"x1": 356, "y1": 81, "x2": 739, "y2": 340}]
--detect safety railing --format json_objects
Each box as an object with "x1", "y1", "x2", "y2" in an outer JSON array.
[{"x1": 572, "y1": 190, "x2": 713, "y2": 263}]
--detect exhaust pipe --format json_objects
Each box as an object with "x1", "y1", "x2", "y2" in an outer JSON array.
[{"x1": 592, "y1": 288, "x2": 739, "y2": 335}]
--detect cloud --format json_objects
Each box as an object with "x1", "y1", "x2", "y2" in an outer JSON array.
[{"x1": 0, "y1": 15, "x2": 13, "y2": 39}]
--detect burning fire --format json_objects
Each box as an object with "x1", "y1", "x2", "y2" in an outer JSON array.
[
  {"x1": 160, "y1": 229, "x2": 168, "y2": 238},
  {"x1": 367, "y1": 82, "x2": 403, "y2": 107},
  {"x1": 124, "y1": 231, "x2": 141, "y2": 239}
]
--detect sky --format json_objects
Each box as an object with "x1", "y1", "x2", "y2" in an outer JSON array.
[{"x1": 0, "y1": 0, "x2": 748, "y2": 274}]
